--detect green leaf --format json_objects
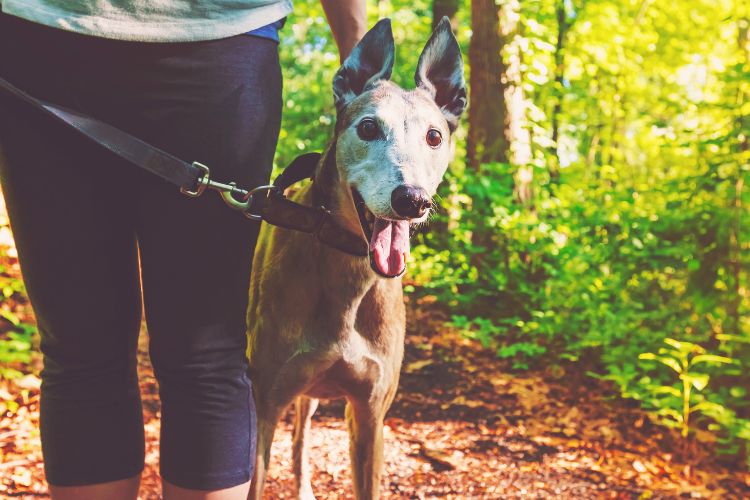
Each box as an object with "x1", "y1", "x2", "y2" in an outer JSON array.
[
  {"x1": 684, "y1": 373, "x2": 709, "y2": 391},
  {"x1": 729, "y1": 387, "x2": 747, "y2": 398},
  {"x1": 716, "y1": 334, "x2": 750, "y2": 344},
  {"x1": 655, "y1": 355, "x2": 683, "y2": 374},
  {"x1": 663, "y1": 338, "x2": 686, "y2": 351},
  {"x1": 691, "y1": 401, "x2": 726, "y2": 415},
  {"x1": 655, "y1": 408, "x2": 683, "y2": 423},
  {"x1": 690, "y1": 354, "x2": 733, "y2": 366},
  {"x1": 0, "y1": 309, "x2": 20, "y2": 326},
  {"x1": 664, "y1": 338, "x2": 704, "y2": 354},
  {"x1": 652, "y1": 386, "x2": 681, "y2": 397}
]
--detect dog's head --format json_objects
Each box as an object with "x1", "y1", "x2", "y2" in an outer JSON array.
[{"x1": 331, "y1": 18, "x2": 467, "y2": 278}]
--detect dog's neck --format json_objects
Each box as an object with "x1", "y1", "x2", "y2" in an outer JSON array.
[
  {"x1": 306, "y1": 139, "x2": 388, "y2": 308},
  {"x1": 311, "y1": 139, "x2": 366, "y2": 239},
  {"x1": 311, "y1": 141, "x2": 338, "y2": 209}
]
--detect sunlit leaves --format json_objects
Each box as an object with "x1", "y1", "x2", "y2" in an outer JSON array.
[{"x1": 274, "y1": 0, "x2": 750, "y2": 468}]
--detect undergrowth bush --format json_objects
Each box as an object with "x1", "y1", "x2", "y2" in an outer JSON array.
[{"x1": 409, "y1": 155, "x2": 750, "y2": 466}]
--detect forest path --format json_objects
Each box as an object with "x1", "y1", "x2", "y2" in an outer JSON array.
[{"x1": 1, "y1": 297, "x2": 749, "y2": 498}]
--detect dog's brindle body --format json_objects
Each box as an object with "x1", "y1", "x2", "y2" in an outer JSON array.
[
  {"x1": 247, "y1": 18, "x2": 466, "y2": 500},
  {"x1": 248, "y1": 146, "x2": 405, "y2": 499}
]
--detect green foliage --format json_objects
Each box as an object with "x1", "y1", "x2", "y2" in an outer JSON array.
[
  {"x1": 0, "y1": 0, "x2": 744, "y2": 468},
  {"x1": 638, "y1": 339, "x2": 733, "y2": 438},
  {"x1": 407, "y1": 0, "x2": 750, "y2": 465},
  {"x1": 0, "y1": 255, "x2": 36, "y2": 383},
  {"x1": 271, "y1": 0, "x2": 749, "y2": 466},
  {"x1": 0, "y1": 323, "x2": 35, "y2": 381},
  {"x1": 275, "y1": 0, "x2": 441, "y2": 172},
  {"x1": 496, "y1": 342, "x2": 547, "y2": 371}
]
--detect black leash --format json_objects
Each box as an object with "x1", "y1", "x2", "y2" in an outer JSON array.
[
  {"x1": 0, "y1": 76, "x2": 369, "y2": 257},
  {"x1": 0, "y1": 76, "x2": 208, "y2": 195}
]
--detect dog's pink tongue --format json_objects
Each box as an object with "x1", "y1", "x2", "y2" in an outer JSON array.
[{"x1": 369, "y1": 218, "x2": 409, "y2": 276}]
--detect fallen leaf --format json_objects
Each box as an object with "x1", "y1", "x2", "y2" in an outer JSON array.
[
  {"x1": 419, "y1": 445, "x2": 457, "y2": 472},
  {"x1": 633, "y1": 460, "x2": 647, "y2": 473},
  {"x1": 404, "y1": 359, "x2": 433, "y2": 373},
  {"x1": 13, "y1": 375, "x2": 40, "y2": 391}
]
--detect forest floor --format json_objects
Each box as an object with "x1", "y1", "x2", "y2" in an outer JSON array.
[{"x1": 1, "y1": 265, "x2": 750, "y2": 497}]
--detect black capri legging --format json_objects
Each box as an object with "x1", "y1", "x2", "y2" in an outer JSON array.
[{"x1": 0, "y1": 13, "x2": 281, "y2": 490}]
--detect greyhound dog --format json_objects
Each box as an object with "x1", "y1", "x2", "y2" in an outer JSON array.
[{"x1": 247, "y1": 17, "x2": 467, "y2": 499}]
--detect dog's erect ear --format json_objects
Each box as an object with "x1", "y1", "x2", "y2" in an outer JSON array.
[
  {"x1": 333, "y1": 18, "x2": 395, "y2": 112},
  {"x1": 414, "y1": 17, "x2": 467, "y2": 131}
]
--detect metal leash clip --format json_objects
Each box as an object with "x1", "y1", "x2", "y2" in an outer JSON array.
[
  {"x1": 180, "y1": 161, "x2": 277, "y2": 220},
  {"x1": 220, "y1": 184, "x2": 277, "y2": 221},
  {"x1": 180, "y1": 162, "x2": 212, "y2": 197}
]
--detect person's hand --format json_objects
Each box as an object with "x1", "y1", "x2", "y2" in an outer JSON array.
[{"x1": 321, "y1": 0, "x2": 367, "y2": 62}]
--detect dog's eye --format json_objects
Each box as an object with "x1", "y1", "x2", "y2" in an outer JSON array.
[
  {"x1": 356, "y1": 119, "x2": 379, "y2": 141},
  {"x1": 426, "y1": 129, "x2": 442, "y2": 148}
]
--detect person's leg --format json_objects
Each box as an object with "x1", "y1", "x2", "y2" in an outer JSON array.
[
  {"x1": 0, "y1": 15, "x2": 145, "y2": 496},
  {"x1": 125, "y1": 36, "x2": 282, "y2": 495},
  {"x1": 44, "y1": 476, "x2": 141, "y2": 500}
]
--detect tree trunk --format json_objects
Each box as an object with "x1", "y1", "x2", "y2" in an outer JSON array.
[
  {"x1": 468, "y1": 0, "x2": 532, "y2": 203},
  {"x1": 499, "y1": 0, "x2": 533, "y2": 206},
  {"x1": 433, "y1": 0, "x2": 460, "y2": 32},
  {"x1": 468, "y1": 0, "x2": 508, "y2": 168},
  {"x1": 727, "y1": 18, "x2": 749, "y2": 339},
  {"x1": 466, "y1": 0, "x2": 533, "y2": 294},
  {"x1": 549, "y1": 0, "x2": 566, "y2": 182}
]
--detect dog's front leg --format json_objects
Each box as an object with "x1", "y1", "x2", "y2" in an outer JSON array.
[
  {"x1": 345, "y1": 399, "x2": 386, "y2": 500},
  {"x1": 249, "y1": 398, "x2": 284, "y2": 500},
  {"x1": 249, "y1": 350, "x2": 337, "y2": 499},
  {"x1": 292, "y1": 396, "x2": 319, "y2": 500}
]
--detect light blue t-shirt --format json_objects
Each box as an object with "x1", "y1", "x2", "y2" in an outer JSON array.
[
  {"x1": 0, "y1": 0, "x2": 292, "y2": 42},
  {"x1": 246, "y1": 18, "x2": 284, "y2": 42}
]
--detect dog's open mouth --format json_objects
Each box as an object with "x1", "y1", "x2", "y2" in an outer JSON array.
[{"x1": 352, "y1": 189, "x2": 409, "y2": 278}]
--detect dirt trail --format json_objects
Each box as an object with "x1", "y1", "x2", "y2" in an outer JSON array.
[{"x1": 2, "y1": 298, "x2": 749, "y2": 498}]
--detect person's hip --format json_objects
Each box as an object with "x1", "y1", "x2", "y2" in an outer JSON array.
[{"x1": 0, "y1": 11, "x2": 283, "y2": 186}]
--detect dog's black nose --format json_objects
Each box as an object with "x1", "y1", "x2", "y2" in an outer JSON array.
[{"x1": 391, "y1": 185, "x2": 432, "y2": 219}]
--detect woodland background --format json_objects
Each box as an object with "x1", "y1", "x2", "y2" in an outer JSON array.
[
  {"x1": 1, "y1": 0, "x2": 750, "y2": 497},
  {"x1": 276, "y1": 0, "x2": 750, "y2": 469}
]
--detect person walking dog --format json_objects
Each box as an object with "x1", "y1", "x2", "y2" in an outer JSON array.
[{"x1": 0, "y1": 1, "x2": 365, "y2": 498}]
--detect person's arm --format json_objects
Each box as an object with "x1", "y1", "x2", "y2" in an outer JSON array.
[{"x1": 320, "y1": 0, "x2": 367, "y2": 62}]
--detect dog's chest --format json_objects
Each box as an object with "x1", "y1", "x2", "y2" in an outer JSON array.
[{"x1": 303, "y1": 337, "x2": 390, "y2": 400}]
